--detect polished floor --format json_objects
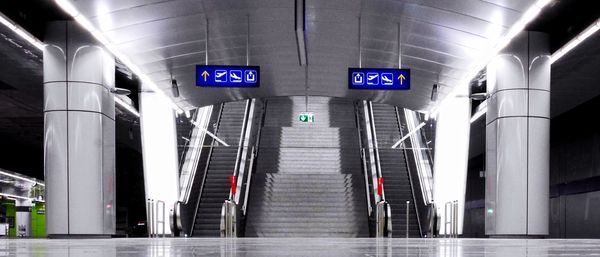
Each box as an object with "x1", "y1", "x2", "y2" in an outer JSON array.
[{"x1": 1, "y1": 238, "x2": 600, "y2": 256}]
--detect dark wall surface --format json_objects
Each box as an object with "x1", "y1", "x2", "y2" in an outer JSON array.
[
  {"x1": 115, "y1": 119, "x2": 146, "y2": 237},
  {"x1": 464, "y1": 154, "x2": 485, "y2": 238},
  {"x1": 549, "y1": 95, "x2": 600, "y2": 238}
]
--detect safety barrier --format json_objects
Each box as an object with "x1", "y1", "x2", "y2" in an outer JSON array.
[
  {"x1": 147, "y1": 199, "x2": 166, "y2": 237},
  {"x1": 444, "y1": 200, "x2": 459, "y2": 238}
]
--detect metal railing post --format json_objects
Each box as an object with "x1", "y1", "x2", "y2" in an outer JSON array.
[
  {"x1": 453, "y1": 200, "x2": 458, "y2": 238},
  {"x1": 406, "y1": 200, "x2": 410, "y2": 238},
  {"x1": 443, "y1": 201, "x2": 459, "y2": 238},
  {"x1": 376, "y1": 201, "x2": 392, "y2": 238},
  {"x1": 147, "y1": 199, "x2": 153, "y2": 238},
  {"x1": 156, "y1": 200, "x2": 166, "y2": 237},
  {"x1": 444, "y1": 201, "x2": 452, "y2": 238}
]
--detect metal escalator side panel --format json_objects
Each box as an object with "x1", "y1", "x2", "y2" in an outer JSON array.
[
  {"x1": 188, "y1": 103, "x2": 224, "y2": 237},
  {"x1": 192, "y1": 101, "x2": 248, "y2": 237},
  {"x1": 370, "y1": 103, "x2": 421, "y2": 238}
]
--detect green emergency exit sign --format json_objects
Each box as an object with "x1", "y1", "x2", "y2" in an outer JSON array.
[{"x1": 299, "y1": 112, "x2": 315, "y2": 123}]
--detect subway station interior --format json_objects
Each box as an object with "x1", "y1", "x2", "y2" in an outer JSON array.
[{"x1": 0, "y1": 0, "x2": 599, "y2": 256}]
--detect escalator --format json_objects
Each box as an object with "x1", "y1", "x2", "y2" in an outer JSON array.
[
  {"x1": 245, "y1": 96, "x2": 369, "y2": 237},
  {"x1": 191, "y1": 101, "x2": 248, "y2": 237},
  {"x1": 371, "y1": 103, "x2": 421, "y2": 237}
]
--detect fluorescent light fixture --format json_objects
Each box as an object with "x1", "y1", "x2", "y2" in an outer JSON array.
[
  {"x1": 0, "y1": 170, "x2": 44, "y2": 186},
  {"x1": 1, "y1": 9, "x2": 144, "y2": 118},
  {"x1": 551, "y1": 18, "x2": 600, "y2": 63},
  {"x1": 430, "y1": 0, "x2": 553, "y2": 116},
  {"x1": 74, "y1": 15, "x2": 96, "y2": 32},
  {"x1": 55, "y1": 0, "x2": 79, "y2": 17},
  {"x1": 190, "y1": 120, "x2": 230, "y2": 147},
  {"x1": 115, "y1": 96, "x2": 140, "y2": 117},
  {"x1": 470, "y1": 107, "x2": 487, "y2": 123},
  {"x1": 0, "y1": 193, "x2": 33, "y2": 201},
  {"x1": 391, "y1": 122, "x2": 426, "y2": 149},
  {"x1": 470, "y1": 100, "x2": 488, "y2": 123},
  {"x1": 0, "y1": 13, "x2": 44, "y2": 50},
  {"x1": 53, "y1": 0, "x2": 184, "y2": 114}
]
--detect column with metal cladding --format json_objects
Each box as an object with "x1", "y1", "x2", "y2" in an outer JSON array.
[
  {"x1": 43, "y1": 21, "x2": 116, "y2": 237},
  {"x1": 485, "y1": 31, "x2": 550, "y2": 237}
]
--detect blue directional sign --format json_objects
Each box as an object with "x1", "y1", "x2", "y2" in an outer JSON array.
[
  {"x1": 196, "y1": 65, "x2": 260, "y2": 87},
  {"x1": 348, "y1": 68, "x2": 410, "y2": 90}
]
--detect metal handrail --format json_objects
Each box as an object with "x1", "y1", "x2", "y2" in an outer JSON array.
[
  {"x1": 229, "y1": 99, "x2": 251, "y2": 199},
  {"x1": 230, "y1": 99, "x2": 256, "y2": 204},
  {"x1": 419, "y1": 122, "x2": 436, "y2": 173},
  {"x1": 189, "y1": 103, "x2": 225, "y2": 236},
  {"x1": 368, "y1": 101, "x2": 384, "y2": 185},
  {"x1": 354, "y1": 102, "x2": 373, "y2": 216},
  {"x1": 241, "y1": 146, "x2": 256, "y2": 215},
  {"x1": 178, "y1": 109, "x2": 198, "y2": 170},
  {"x1": 361, "y1": 149, "x2": 373, "y2": 216},
  {"x1": 403, "y1": 109, "x2": 434, "y2": 204},
  {"x1": 444, "y1": 200, "x2": 458, "y2": 238},
  {"x1": 240, "y1": 100, "x2": 266, "y2": 216},
  {"x1": 179, "y1": 106, "x2": 213, "y2": 204},
  {"x1": 395, "y1": 106, "x2": 423, "y2": 237},
  {"x1": 362, "y1": 101, "x2": 383, "y2": 202}
]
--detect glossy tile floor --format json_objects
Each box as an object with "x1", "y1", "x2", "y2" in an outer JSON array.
[{"x1": 1, "y1": 238, "x2": 600, "y2": 256}]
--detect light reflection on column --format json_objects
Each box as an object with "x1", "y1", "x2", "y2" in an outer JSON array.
[
  {"x1": 437, "y1": 238, "x2": 463, "y2": 257},
  {"x1": 220, "y1": 238, "x2": 237, "y2": 257},
  {"x1": 376, "y1": 238, "x2": 392, "y2": 257}
]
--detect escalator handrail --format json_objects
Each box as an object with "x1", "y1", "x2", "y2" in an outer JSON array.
[
  {"x1": 189, "y1": 103, "x2": 225, "y2": 236},
  {"x1": 241, "y1": 146, "x2": 256, "y2": 216},
  {"x1": 231, "y1": 99, "x2": 254, "y2": 203},
  {"x1": 178, "y1": 109, "x2": 199, "y2": 171},
  {"x1": 395, "y1": 106, "x2": 423, "y2": 237},
  {"x1": 354, "y1": 101, "x2": 373, "y2": 216},
  {"x1": 178, "y1": 106, "x2": 214, "y2": 204},
  {"x1": 241, "y1": 100, "x2": 266, "y2": 216},
  {"x1": 361, "y1": 148, "x2": 373, "y2": 216},
  {"x1": 362, "y1": 101, "x2": 384, "y2": 203}
]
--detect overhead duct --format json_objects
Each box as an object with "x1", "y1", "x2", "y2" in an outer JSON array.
[
  {"x1": 430, "y1": 84, "x2": 438, "y2": 102},
  {"x1": 171, "y1": 79, "x2": 180, "y2": 98}
]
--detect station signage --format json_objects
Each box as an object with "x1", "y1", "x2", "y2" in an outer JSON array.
[
  {"x1": 298, "y1": 112, "x2": 315, "y2": 123},
  {"x1": 348, "y1": 68, "x2": 410, "y2": 90},
  {"x1": 196, "y1": 65, "x2": 260, "y2": 88}
]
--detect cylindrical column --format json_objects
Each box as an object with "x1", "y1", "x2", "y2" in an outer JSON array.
[
  {"x1": 15, "y1": 199, "x2": 32, "y2": 237},
  {"x1": 485, "y1": 31, "x2": 550, "y2": 236},
  {"x1": 44, "y1": 21, "x2": 116, "y2": 237}
]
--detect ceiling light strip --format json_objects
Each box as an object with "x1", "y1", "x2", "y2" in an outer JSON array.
[
  {"x1": 0, "y1": 192, "x2": 38, "y2": 201},
  {"x1": 431, "y1": 0, "x2": 553, "y2": 116},
  {"x1": 551, "y1": 18, "x2": 600, "y2": 63},
  {"x1": 0, "y1": 169, "x2": 44, "y2": 186},
  {"x1": 53, "y1": 0, "x2": 184, "y2": 114},
  {"x1": 115, "y1": 96, "x2": 140, "y2": 117},
  {"x1": 0, "y1": 12, "x2": 44, "y2": 50},
  {"x1": 1, "y1": 9, "x2": 144, "y2": 118},
  {"x1": 470, "y1": 107, "x2": 487, "y2": 123}
]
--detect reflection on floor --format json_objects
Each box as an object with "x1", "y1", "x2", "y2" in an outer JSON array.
[{"x1": 1, "y1": 238, "x2": 600, "y2": 256}]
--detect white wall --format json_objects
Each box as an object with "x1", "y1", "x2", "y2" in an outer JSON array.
[
  {"x1": 433, "y1": 88, "x2": 471, "y2": 235},
  {"x1": 139, "y1": 90, "x2": 180, "y2": 235}
]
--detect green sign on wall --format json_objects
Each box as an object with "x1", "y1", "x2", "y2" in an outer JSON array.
[{"x1": 299, "y1": 112, "x2": 315, "y2": 123}]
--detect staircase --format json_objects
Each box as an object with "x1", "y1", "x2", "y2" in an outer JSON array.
[
  {"x1": 371, "y1": 103, "x2": 421, "y2": 238},
  {"x1": 245, "y1": 96, "x2": 369, "y2": 237},
  {"x1": 192, "y1": 101, "x2": 247, "y2": 237}
]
